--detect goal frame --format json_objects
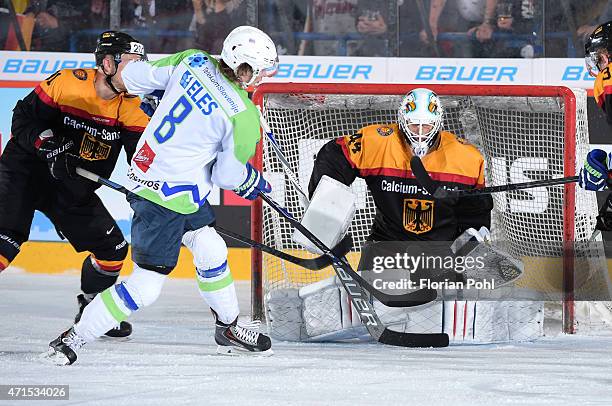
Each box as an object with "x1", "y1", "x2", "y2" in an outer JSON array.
[{"x1": 250, "y1": 82, "x2": 578, "y2": 333}]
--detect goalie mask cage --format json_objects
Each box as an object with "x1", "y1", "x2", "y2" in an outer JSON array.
[{"x1": 251, "y1": 83, "x2": 601, "y2": 335}]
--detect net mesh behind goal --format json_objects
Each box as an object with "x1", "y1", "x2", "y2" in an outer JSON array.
[{"x1": 251, "y1": 83, "x2": 601, "y2": 333}]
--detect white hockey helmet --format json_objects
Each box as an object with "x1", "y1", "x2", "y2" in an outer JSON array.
[
  {"x1": 398, "y1": 88, "x2": 443, "y2": 157},
  {"x1": 221, "y1": 26, "x2": 279, "y2": 88}
]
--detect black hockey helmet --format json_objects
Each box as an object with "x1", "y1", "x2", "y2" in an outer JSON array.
[
  {"x1": 585, "y1": 21, "x2": 612, "y2": 77},
  {"x1": 94, "y1": 31, "x2": 146, "y2": 66}
]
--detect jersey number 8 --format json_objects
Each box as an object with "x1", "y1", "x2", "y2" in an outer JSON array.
[{"x1": 154, "y1": 95, "x2": 193, "y2": 144}]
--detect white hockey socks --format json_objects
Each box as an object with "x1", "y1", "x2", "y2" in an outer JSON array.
[
  {"x1": 183, "y1": 226, "x2": 240, "y2": 324},
  {"x1": 75, "y1": 265, "x2": 166, "y2": 342},
  {"x1": 196, "y1": 260, "x2": 240, "y2": 324}
]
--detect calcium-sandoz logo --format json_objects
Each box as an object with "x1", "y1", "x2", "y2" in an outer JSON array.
[
  {"x1": 416, "y1": 65, "x2": 518, "y2": 81},
  {"x1": 275, "y1": 63, "x2": 372, "y2": 80}
]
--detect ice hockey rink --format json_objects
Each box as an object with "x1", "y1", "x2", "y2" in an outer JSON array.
[{"x1": 1, "y1": 270, "x2": 612, "y2": 406}]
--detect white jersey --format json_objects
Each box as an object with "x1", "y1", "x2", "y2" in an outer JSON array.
[{"x1": 120, "y1": 50, "x2": 260, "y2": 214}]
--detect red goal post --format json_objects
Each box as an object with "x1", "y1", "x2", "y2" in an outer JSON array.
[{"x1": 251, "y1": 83, "x2": 595, "y2": 334}]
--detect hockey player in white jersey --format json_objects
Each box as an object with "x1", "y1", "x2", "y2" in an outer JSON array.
[{"x1": 43, "y1": 26, "x2": 279, "y2": 365}]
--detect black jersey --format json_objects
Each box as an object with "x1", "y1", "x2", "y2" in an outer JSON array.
[
  {"x1": 309, "y1": 124, "x2": 493, "y2": 241},
  {"x1": 11, "y1": 68, "x2": 149, "y2": 183}
]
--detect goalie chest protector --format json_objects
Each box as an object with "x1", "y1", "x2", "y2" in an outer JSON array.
[{"x1": 335, "y1": 124, "x2": 490, "y2": 241}]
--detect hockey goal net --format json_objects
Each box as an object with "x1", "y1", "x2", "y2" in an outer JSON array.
[{"x1": 251, "y1": 83, "x2": 607, "y2": 334}]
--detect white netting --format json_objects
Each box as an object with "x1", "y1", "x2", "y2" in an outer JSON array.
[{"x1": 255, "y1": 86, "x2": 606, "y2": 333}]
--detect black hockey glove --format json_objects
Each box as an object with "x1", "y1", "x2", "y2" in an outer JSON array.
[
  {"x1": 35, "y1": 130, "x2": 78, "y2": 180},
  {"x1": 596, "y1": 193, "x2": 612, "y2": 231}
]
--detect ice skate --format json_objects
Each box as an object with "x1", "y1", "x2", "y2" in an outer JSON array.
[
  {"x1": 76, "y1": 294, "x2": 132, "y2": 338},
  {"x1": 41, "y1": 326, "x2": 86, "y2": 366},
  {"x1": 213, "y1": 311, "x2": 273, "y2": 356}
]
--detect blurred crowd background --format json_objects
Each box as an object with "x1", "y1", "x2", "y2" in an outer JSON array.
[{"x1": 0, "y1": 0, "x2": 609, "y2": 58}]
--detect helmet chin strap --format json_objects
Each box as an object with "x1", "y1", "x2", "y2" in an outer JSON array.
[
  {"x1": 103, "y1": 55, "x2": 123, "y2": 95},
  {"x1": 105, "y1": 75, "x2": 122, "y2": 95}
]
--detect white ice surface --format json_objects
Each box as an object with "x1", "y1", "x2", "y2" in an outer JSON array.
[{"x1": 2, "y1": 271, "x2": 612, "y2": 406}]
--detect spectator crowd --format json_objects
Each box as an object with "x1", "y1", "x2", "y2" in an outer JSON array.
[{"x1": 1, "y1": 0, "x2": 611, "y2": 58}]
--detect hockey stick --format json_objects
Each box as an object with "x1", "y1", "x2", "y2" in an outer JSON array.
[
  {"x1": 76, "y1": 167, "x2": 437, "y2": 305},
  {"x1": 410, "y1": 155, "x2": 578, "y2": 199},
  {"x1": 218, "y1": 226, "x2": 353, "y2": 271},
  {"x1": 260, "y1": 192, "x2": 448, "y2": 347},
  {"x1": 258, "y1": 110, "x2": 310, "y2": 208},
  {"x1": 74, "y1": 167, "x2": 351, "y2": 271}
]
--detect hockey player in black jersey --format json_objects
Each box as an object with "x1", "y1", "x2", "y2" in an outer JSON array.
[
  {"x1": 580, "y1": 22, "x2": 612, "y2": 193},
  {"x1": 0, "y1": 31, "x2": 149, "y2": 337},
  {"x1": 266, "y1": 89, "x2": 536, "y2": 345},
  {"x1": 309, "y1": 87, "x2": 493, "y2": 242}
]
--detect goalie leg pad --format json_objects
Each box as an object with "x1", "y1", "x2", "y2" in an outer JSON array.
[
  {"x1": 183, "y1": 226, "x2": 239, "y2": 324},
  {"x1": 441, "y1": 300, "x2": 543, "y2": 344},
  {"x1": 266, "y1": 277, "x2": 369, "y2": 342},
  {"x1": 574, "y1": 301, "x2": 612, "y2": 333},
  {"x1": 266, "y1": 289, "x2": 305, "y2": 341}
]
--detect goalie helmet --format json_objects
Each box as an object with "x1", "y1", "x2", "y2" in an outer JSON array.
[
  {"x1": 585, "y1": 21, "x2": 612, "y2": 77},
  {"x1": 94, "y1": 31, "x2": 146, "y2": 66},
  {"x1": 220, "y1": 26, "x2": 279, "y2": 89},
  {"x1": 398, "y1": 88, "x2": 443, "y2": 158}
]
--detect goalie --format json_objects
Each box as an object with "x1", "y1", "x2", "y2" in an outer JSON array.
[{"x1": 267, "y1": 88, "x2": 542, "y2": 344}]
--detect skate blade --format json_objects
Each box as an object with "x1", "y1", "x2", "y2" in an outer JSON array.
[
  {"x1": 216, "y1": 345, "x2": 274, "y2": 357},
  {"x1": 38, "y1": 348, "x2": 71, "y2": 366},
  {"x1": 99, "y1": 335, "x2": 131, "y2": 342}
]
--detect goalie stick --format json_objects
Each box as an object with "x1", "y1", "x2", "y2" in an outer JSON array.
[
  {"x1": 259, "y1": 192, "x2": 448, "y2": 348},
  {"x1": 410, "y1": 155, "x2": 578, "y2": 199},
  {"x1": 74, "y1": 167, "x2": 351, "y2": 271}
]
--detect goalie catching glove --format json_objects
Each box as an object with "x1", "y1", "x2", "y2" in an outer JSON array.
[
  {"x1": 233, "y1": 162, "x2": 271, "y2": 200},
  {"x1": 579, "y1": 149, "x2": 612, "y2": 191},
  {"x1": 451, "y1": 226, "x2": 524, "y2": 288}
]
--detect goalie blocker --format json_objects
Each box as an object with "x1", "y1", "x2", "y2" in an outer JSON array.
[{"x1": 292, "y1": 175, "x2": 356, "y2": 254}]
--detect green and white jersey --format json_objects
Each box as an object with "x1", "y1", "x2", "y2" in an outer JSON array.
[{"x1": 120, "y1": 50, "x2": 260, "y2": 214}]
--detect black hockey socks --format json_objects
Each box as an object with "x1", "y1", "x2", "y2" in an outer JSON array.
[
  {"x1": 0, "y1": 231, "x2": 22, "y2": 271},
  {"x1": 80, "y1": 254, "x2": 123, "y2": 294}
]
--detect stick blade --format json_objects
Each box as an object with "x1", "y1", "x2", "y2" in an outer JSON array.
[
  {"x1": 378, "y1": 329, "x2": 449, "y2": 348},
  {"x1": 302, "y1": 234, "x2": 354, "y2": 270}
]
